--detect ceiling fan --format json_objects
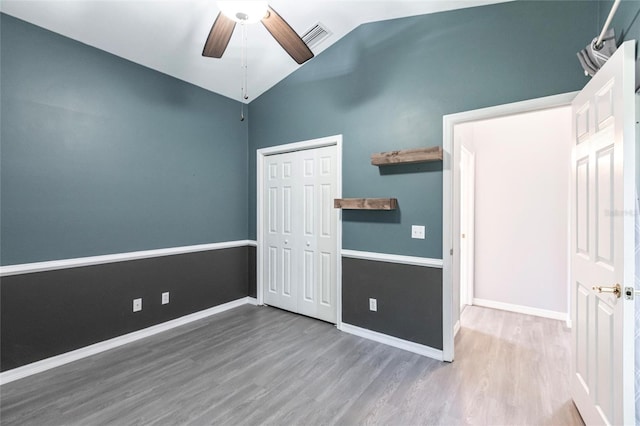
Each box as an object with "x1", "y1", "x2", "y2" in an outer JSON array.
[{"x1": 202, "y1": 1, "x2": 314, "y2": 65}]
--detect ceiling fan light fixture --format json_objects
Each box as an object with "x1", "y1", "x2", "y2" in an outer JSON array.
[{"x1": 217, "y1": 1, "x2": 268, "y2": 24}]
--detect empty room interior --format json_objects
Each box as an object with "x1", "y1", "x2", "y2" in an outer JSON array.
[{"x1": 1, "y1": 0, "x2": 639, "y2": 425}]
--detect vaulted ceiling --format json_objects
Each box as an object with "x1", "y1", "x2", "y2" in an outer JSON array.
[{"x1": 1, "y1": 0, "x2": 510, "y2": 102}]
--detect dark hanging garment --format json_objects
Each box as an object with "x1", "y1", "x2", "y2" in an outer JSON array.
[{"x1": 576, "y1": 28, "x2": 617, "y2": 77}]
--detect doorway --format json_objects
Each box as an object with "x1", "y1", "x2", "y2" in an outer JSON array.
[
  {"x1": 256, "y1": 135, "x2": 343, "y2": 325},
  {"x1": 442, "y1": 92, "x2": 578, "y2": 361},
  {"x1": 454, "y1": 106, "x2": 572, "y2": 323}
]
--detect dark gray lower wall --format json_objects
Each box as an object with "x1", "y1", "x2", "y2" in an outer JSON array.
[
  {"x1": 342, "y1": 257, "x2": 442, "y2": 349},
  {"x1": 0, "y1": 247, "x2": 250, "y2": 371},
  {"x1": 248, "y1": 246, "x2": 257, "y2": 298}
]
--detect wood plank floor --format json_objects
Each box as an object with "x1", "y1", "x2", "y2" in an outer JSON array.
[{"x1": 1, "y1": 305, "x2": 584, "y2": 425}]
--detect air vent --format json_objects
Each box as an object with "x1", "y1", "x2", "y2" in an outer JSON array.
[{"x1": 302, "y1": 23, "x2": 331, "y2": 49}]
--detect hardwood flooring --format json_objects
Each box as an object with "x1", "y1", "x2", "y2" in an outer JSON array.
[{"x1": 0, "y1": 305, "x2": 584, "y2": 425}]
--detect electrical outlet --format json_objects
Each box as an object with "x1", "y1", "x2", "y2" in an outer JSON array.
[
  {"x1": 411, "y1": 225, "x2": 426, "y2": 239},
  {"x1": 162, "y1": 292, "x2": 170, "y2": 305},
  {"x1": 133, "y1": 298, "x2": 142, "y2": 312},
  {"x1": 369, "y1": 298, "x2": 377, "y2": 312}
]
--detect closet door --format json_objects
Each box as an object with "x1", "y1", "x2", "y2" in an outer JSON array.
[
  {"x1": 297, "y1": 146, "x2": 337, "y2": 323},
  {"x1": 262, "y1": 145, "x2": 338, "y2": 324},
  {"x1": 263, "y1": 150, "x2": 300, "y2": 313}
]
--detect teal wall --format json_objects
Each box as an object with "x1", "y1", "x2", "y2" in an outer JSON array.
[
  {"x1": 248, "y1": 0, "x2": 599, "y2": 258},
  {"x1": 3, "y1": 1, "x2": 622, "y2": 265},
  {"x1": 0, "y1": 14, "x2": 249, "y2": 265}
]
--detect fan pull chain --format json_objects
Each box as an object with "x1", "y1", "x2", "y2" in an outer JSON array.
[
  {"x1": 242, "y1": 21, "x2": 248, "y2": 101},
  {"x1": 240, "y1": 21, "x2": 248, "y2": 121}
]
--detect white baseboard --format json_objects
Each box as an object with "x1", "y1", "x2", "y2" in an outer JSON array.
[
  {"x1": 246, "y1": 297, "x2": 258, "y2": 305},
  {"x1": 473, "y1": 298, "x2": 569, "y2": 322},
  {"x1": 0, "y1": 297, "x2": 255, "y2": 385},
  {"x1": 453, "y1": 320, "x2": 461, "y2": 337},
  {"x1": 339, "y1": 323, "x2": 443, "y2": 361}
]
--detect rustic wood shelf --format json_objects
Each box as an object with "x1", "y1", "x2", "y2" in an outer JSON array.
[
  {"x1": 371, "y1": 146, "x2": 443, "y2": 166},
  {"x1": 334, "y1": 198, "x2": 398, "y2": 210}
]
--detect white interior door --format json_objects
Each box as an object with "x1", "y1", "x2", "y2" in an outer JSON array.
[
  {"x1": 262, "y1": 145, "x2": 338, "y2": 323},
  {"x1": 570, "y1": 40, "x2": 636, "y2": 425}
]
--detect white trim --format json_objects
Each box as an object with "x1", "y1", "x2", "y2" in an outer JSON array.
[
  {"x1": 339, "y1": 323, "x2": 443, "y2": 361},
  {"x1": 341, "y1": 249, "x2": 443, "y2": 268},
  {"x1": 442, "y1": 91, "x2": 578, "y2": 363},
  {"x1": 256, "y1": 135, "x2": 343, "y2": 328},
  {"x1": 0, "y1": 297, "x2": 255, "y2": 385},
  {"x1": 472, "y1": 298, "x2": 569, "y2": 322},
  {"x1": 445, "y1": 92, "x2": 579, "y2": 127},
  {"x1": 0, "y1": 240, "x2": 255, "y2": 277},
  {"x1": 246, "y1": 297, "x2": 258, "y2": 306},
  {"x1": 336, "y1": 139, "x2": 343, "y2": 328},
  {"x1": 257, "y1": 150, "x2": 265, "y2": 306},
  {"x1": 459, "y1": 145, "x2": 476, "y2": 308},
  {"x1": 247, "y1": 240, "x2": 257, "y2": 247},
  {"x1": 256, "y1": 137, "x2": 338, "y2": 156},
  {"x1": 453, "y1": 320, "x2": 461, "y2": 337}
]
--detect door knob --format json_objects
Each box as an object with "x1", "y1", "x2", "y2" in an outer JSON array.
[
  {"x1": 592, "y1": 283, "x2": 621, "y2": 298},
  {"x1": 284, "y1": 240, "x2": 288, "y2": 245},
  {"x1": 306, "y1": 242, "x2": 310, "y2": 247}
]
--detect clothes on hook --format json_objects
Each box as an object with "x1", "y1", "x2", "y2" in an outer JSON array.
[{"x1": 577, "y1": 28, "x2": 617, "y2": 77}]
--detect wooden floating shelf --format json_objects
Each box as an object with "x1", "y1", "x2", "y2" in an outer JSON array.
[
  {"x1": 371, "y1": 146, "x2": 443, "y2": 166},
  {"x1": 334, "y1": 198, "x2": 398, "y2": 210}
]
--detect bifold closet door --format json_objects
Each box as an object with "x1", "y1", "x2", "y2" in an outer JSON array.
[
  {"x1": 263, "y1": 146, "x2": 337, "y2": 323},
  {"x1": 263, "y1": 150, "x2": 299, "y2": 314}
]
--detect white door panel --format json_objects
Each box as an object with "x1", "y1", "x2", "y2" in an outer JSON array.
[
  {"x1": 298, "y1": 146, "x2": 337, "y2": 323},
  {"x1": 570, "y1": 41, "x2": 636, "y2": 425},
  {"x1": 264, "y1": 152, "x2": 299, "y2": 313}
]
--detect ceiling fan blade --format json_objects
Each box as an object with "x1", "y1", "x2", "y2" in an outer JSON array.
[
  {"x1": 202, "y1": 12, "x2": 236, "y2": 58},
  {"x1": 261, "y1": 6, "x2": 314, "y2": 65}
]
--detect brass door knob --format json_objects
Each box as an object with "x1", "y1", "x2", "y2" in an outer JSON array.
[{"x1": 592, "y1": 283, "x2": 621, "y2": 298}]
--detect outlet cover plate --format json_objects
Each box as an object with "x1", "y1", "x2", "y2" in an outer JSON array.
[
  {"x1": 411, "y1": 225, "x2": 426, "y2": 239},
  {"x1": 162, "y1": 292, "x2": 170, "y2": 305},
  {"x1": 133, "y1": 298, "x2": 142, "y2": 312},
  {"x1": 369, "y1": 298, "x2": 377, "y2": 312}
]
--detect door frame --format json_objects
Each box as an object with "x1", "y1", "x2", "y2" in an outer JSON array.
[
  {"x1": 256, "y1": 134, "x2": 343, "y2": 326},
  {"x1": 441, "y1": 92, "x2": 578, "y2": 362},
  {"x1": 459, "y1": 144, "x2": 475, "y2": 310}
]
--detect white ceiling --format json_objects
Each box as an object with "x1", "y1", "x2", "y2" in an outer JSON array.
[{"x1": 1, "y1": 0, "x2": 510, "y2": 102}]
